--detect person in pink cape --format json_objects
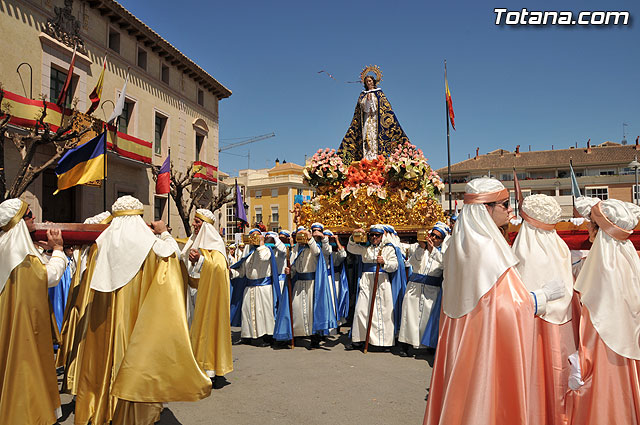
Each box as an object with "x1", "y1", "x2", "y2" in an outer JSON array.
[
  {"x1": 511, "y1": 194, "x2": 577, "y2": 425},
  {"x1": 423, "y1": 178, "x2": 563, "y2": 425},
  {"x1": 566, "y1": 197, "x2": 640, "y2": 425}
]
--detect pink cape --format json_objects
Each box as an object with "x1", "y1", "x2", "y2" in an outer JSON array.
[
  {"x1": 529, "y1": 317, "x2": 577, "y2": 425},
  {"x1": 566, "y1": 306, "x2": 640, "y2": 425},
  {"x1": 423, "y1": 267, "x2": 535, "y2": 425}
]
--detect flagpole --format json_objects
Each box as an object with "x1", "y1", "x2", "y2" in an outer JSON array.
[
  {"x1": 167, "y1": 147, "x2": 171, "y2": 228},
  {"x1": 445, "y1": 60, "x2": 452, "y2": 214},
  {"x1": 103, "y1": 126, "x2": 107, "y2": 211},
  {"x1": 570, "y1": 158, "x2": 575, "y2": 213}
]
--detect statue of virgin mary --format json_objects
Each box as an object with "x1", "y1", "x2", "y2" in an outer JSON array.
[{"x1": 337, "y1": 65, "x2": 410, "y2": 165}]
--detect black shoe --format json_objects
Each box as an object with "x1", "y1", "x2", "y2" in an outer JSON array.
[
  {"x1": 309, "y1": 335, "x2": 321, "y2": 349},
  {"x1": 344, "y1": 342, "x2": 363, "y2": 351},
  {"x1": 212, "y1": 375, "x2": 230, "y2": 390},
  {"x1": 398, "y1": 350, "x2": 410, "y2": 357}
]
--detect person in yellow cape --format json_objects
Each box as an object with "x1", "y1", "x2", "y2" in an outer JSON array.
[
  {"x1": 74, "y1": 196, "x2": 211, "y2": 425},
  {"x1": 55, "y1": 211, "x2": 111, "y2": 394},
  {"x1": 0, "y1": 198, "x2": 68, "y2": 425},
  {"x1": 181, "y1": 208, "x2": 233, "y2": 388},
  {"x1": 423, "y1": 178, "x2": 563, "y2": 425},
  {"x1": 566, "y1": 197, "x2": 640, "y2": 425},
  {"x1": 511, "y1": 194, "x2": 577, "y2": 425}
]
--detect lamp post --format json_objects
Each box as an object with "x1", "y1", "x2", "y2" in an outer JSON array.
[{"x1": 628, "y1": 155, "x2": 640, "y2": 205}]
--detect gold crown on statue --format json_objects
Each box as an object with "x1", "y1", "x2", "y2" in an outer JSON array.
[{"x1": 360, "y1": 65, "x2": 383, "y2": 84}]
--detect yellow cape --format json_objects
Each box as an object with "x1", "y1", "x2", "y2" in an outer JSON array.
[
  {"x1": 74, "y1": 250, "x2": 211, "y2": 425},
  {"x1": 0, "y1": 256, "x2": 61, "y2": 425},
  {"x1": 189, "y1": 249, "x2": 233, "y2": 376}
]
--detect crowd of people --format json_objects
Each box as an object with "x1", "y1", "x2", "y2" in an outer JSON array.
[{"x1": 1, "y1": 174, "x2": 639, "y2": 424}]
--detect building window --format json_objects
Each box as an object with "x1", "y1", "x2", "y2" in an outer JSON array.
[
  {"x1": 195, "y1": 133, "x2": 204, "y2": 161},
  {"x1": 500, "y1": 173, "x2": 527, "y2": 182},
  {"x1": 585, "y1": 187, "x2": 609, "y2": 200},
  {"x1": 634, "y1": 185, "x2": 639, "y2": 203},
  {"x1": 255, "y1": 190, "x2": 262, "y2": 199},
  {"x1": 154, "y1": 113, "x2": 167, "y2": 155},
  {"x1": 510, "y1": 189, "x2": 531, "y2": 216},
  {"x1": 297, "y1": 188, "x2": 303, "y2": 196},
  {"x1": 117, "y1": 99, "x2": 135, "y2": 134},
  {"x1": 225, "y1": 204, "x2": 236, "y2": 241},
  {"x1": 197, "y1": 89, "x2": 204, "y2": 106},
  {"x1": 108, "y1": 28, "x2": 120, "y2": 53},
  {"x1": 255, "y1": 206, "x2": 262, "y2": 224},
  {"x1": 161, "y1": 64, "x2": 170, "y2": 84},
  {"x1": 154, "y1": 196, "x2": 167, "y2": 221},
  {"x1": 117, "y1": 190, "x2": 134, "y2": 198},
  {"x1": 49, "y1": 66, "x2": 76, "y2": 108},
  {"x1": 137, "y1": 47, "x2": 147, "y2": 71},
  {"x1": 271, "y1": 188, "x2": 278, "y2": 198},
  {"x1": 271, "y1": 206, "x2": 279, "y2": 223}
]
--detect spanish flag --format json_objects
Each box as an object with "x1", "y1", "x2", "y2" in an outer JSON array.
[
  {"x1": 445, "y1": 75, "x2": 455, "y2": 131},
  {"x1": 55, "y1": 131, "x2": 106, "y2": 194},
  {"x1": 86, "y1": 54, "x2": 107, "y2": 115}
]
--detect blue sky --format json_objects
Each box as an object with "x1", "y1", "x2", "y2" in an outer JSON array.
[{"x1": 119, "y1": 0, "x2": 639, "y2": 175}]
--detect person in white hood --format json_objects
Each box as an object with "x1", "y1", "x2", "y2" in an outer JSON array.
[
  {"x1": 511, "y1": 194, "x2": 576, "y2": 425},
  {"x1": 566, "y1": 197, "x2": 640, "y2": 425},
  {"x1": 0, "y1": 199, "x2": 66, "y2": 424}
]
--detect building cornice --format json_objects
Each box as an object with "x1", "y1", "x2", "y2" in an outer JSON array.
[{"x1": 86, "y1": 0, "x2": 232, "y2": 99}]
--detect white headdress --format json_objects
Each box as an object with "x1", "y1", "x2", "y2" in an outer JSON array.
[
  {"x1": 181, "y1": 208, "x2": 226, "y2": 263},
  {"x1": 574, "y1": 198, "x2": 640, "y2": 359},
  {"x1": 0, "y1": 199, "x2": 44, "y2": 293},
  {"x1": 574, "y1": 196, "x2": 600, "y2": 220},
  {"x1": 512, "y1": 195, "x2": 573, "y2": 324},
  {"x1": 90, "y1": 196, "x2": 175, "y2": 292},
  {"x1": 84, "y1": 211, "x2": 112, "y2": 224},
  {"x1": 443, "y1": 178, "x2": 519, "y2": 318}
]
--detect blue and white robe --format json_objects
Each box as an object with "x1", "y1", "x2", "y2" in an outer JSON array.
[
  {"x1": 398, "y1": 242, "x2": 445, "y2": 348},
  {"x1": 347, "y1": 240, "x2": 399, "y2": 347}
]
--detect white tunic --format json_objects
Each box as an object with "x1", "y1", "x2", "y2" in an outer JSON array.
[
  {"x1": 398, "y1": 243, "x2": 444, "y2": 348},
  {"x1": 229, "y1": 245, "x2": 276, "y2": 338},
  {"x1": 347, "y1": 240, "x2": 398, "y2": 346},
  {"x1": 290, "y1": 238, "x2": 328, "y2": 336}
]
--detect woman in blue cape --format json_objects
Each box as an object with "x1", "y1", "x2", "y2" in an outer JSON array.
[{"x1": 337, "y1": 66, "x2": 410, "y2": 165}]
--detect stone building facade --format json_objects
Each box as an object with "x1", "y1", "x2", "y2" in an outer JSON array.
[{"x1": 1, "y1": 0, "x2": 230, "y2": 236}]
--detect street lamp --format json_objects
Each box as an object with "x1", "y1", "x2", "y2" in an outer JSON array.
[{"x1": 628, "y1": 155, "x2": 640, "y2": 205}]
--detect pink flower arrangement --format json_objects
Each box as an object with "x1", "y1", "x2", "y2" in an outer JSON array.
[{"x1": 303, "y1": 148, "x2": 346, "y2": 187}]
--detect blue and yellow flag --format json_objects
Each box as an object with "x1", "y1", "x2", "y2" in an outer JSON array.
[{"x1": 55, "y1": 131, "x2": 106, "y2": 194}]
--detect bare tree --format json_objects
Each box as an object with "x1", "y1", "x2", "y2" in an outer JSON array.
[
  {"x1": 151, "y1": 161, "x2": 233, "y2": 237},
  {"x1": 0, "y1": 86, "x2": 94, "y2": 201}
]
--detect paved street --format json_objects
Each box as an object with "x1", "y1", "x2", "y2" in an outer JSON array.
[{"x1": 58, "y1": 328, "x2": 433, "y2": 425}]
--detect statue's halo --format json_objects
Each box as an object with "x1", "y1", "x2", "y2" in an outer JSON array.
[{"x1": 360, "y1": 65, "x2": 383, "y2": 85}]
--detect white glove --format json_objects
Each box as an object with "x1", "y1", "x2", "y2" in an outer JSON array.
[
  {"x1": 569, "y1": 217, "x2": 586, "y2": 226},
  {"x1": 543, "y1": 279, "x2": 566, "y2": 302},
  {"x1": 568, "y1": 351, "x2": 585, "y2": 390},
  {"x1": 510, "y1": 217, "x2": 523, "y2": 225}
]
